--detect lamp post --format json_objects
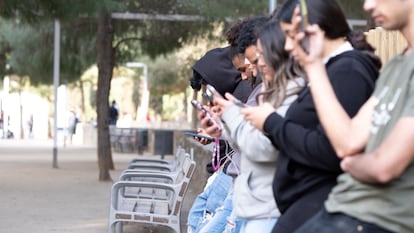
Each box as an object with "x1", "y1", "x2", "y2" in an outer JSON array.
[
  {"x1": 2, "y1": 75, "x2": 9, "y2": 139},
  {"x1": 53, "y1": 20, "x2": 60, "y2": 168},
  {"x1": 269, "y1": 0, "x2": 277, "y2": 14},
  {"x1": 125, "y1": 62, "x2": 149, "y2": 123}
]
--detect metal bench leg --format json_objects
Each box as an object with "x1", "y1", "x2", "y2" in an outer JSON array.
[{"x1": 115, "y1": 221, "x2": 123, "y2": 233}]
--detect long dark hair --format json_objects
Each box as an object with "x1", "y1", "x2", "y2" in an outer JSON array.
[
  {"x1": 257, "y1": 19, "x2": 304, "y2": 108},
  {"x1": 277, "y1": 0, "x2": 381, "y2": 68}
]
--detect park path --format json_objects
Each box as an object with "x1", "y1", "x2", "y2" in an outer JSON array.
[{"x1": 0, "y1": 139, "x2": 159, "y2": 233}]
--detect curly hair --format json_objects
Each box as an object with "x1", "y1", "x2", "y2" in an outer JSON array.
[
  {"x1": 226, "y1": 19, "x2": 245, "y2": 47},
  {"x1": 237, "y1": 16, "x2": 269, "y2": 54}
]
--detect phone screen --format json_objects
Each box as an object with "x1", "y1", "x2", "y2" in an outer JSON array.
[{"x1": 298, "y1": 0, "x2": 309, "y2": 52}]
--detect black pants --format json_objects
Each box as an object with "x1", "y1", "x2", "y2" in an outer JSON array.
[
  {"x1": 294, "y1": 207, "x2": 393, "y2": 233},
  {"x1": 272, "y1": 185, "x2": 332, "y2": 233}
]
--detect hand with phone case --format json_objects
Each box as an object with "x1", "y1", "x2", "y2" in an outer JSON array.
[
  {"x1": 298, "y1": 0, "x2": 310, "y2": 53},
  {"x1": 184, "y1": 130, "x2": 214, "y2": 144},
  {"x1": 206, "y1": 84, "x2": 245, "y2": 109},
  {"x1": 191, "y1": 99, "x2": 222, "y2": 134},
  {"x1": 205, "y1": 84, "x2": 224, "y2": 103},
  {"x1": 290, "y1": 2, "x2": 325, "y2": 67},
  {"x1": 215, "y1": 92, "x2": 246, "y2": 111}
]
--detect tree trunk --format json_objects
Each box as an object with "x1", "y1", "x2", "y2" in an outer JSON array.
[
  {"x1": 96, "y1": 11, "x2": 115, "y2": 181},
  {"x1": 79, "y1": 80, "x2": 86, "y2": 122},
  {"x1": 191, "y1": 90, "x2": 198, "y2": 129}
]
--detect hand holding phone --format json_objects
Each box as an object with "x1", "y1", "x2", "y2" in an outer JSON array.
[
  {"x1": 191, "y1": 99, "x2": 222, "y2": 131},
  {"x1": 205, "y1": 84, "x2": 224, "y2": 103},
  {"x1": 233, "y1": 99, "x2": 246, "y2": 108},
  {"x1": 202, "y1": 92, "x2": 214, "y2": 106},
  {"x1": 184, "y1": 131, "x2": 214, "y2": 142},
  {"x1": 298, "y1": 0, "x2": 309, "y2": 53}
]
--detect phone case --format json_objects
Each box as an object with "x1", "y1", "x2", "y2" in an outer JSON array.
[{"x1": 184, "y1": 132, "x2": 214, "y2": 141}]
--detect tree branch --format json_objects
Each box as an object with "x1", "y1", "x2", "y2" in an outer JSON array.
[{"x1": 113, "y1": 36, "x2": 142, "y2": 50}]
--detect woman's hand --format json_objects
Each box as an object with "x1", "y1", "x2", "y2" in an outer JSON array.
[
  {"x1": 198, "y1": 106, "x2": 222, "y2": 138},
  {"x1": 213, "y1": 92, "x2": 237, "y2": 115},
  {"x1": 193, "y1": 128, "x2": 213, "y2": 145},
  {"x1": 290, "y1": 6, "x2": 325, "y2": 68},
  {"x1": 241, "y1": 103, "x2": 275, "y2": 131}
]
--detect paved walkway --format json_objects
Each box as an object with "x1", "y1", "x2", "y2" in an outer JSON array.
[{"x1": 0, "y1": 139, "x2": 173, "y2": 233}]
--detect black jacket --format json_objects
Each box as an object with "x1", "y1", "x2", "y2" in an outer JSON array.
[{"x1": 263, "y1": 50, "x2": 380, "y2": 232}]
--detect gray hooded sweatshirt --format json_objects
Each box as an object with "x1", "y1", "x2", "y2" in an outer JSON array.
[{"x1": 221, "y1": 78, "x2": 304, "y2": 219}]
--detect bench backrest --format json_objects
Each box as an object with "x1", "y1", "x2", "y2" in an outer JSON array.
[{"x1": 169, "y1": 155, "x2": 196, "y2": 216}]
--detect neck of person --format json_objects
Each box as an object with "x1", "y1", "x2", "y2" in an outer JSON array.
[
  {"x1": 322, "y1": 37, "x2": 348, "y2": 58},
  {"x1": 401, "y1": 20, "x2": 414, "y2": 55}
]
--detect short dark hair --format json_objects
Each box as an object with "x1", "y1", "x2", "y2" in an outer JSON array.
[{"x1": 237, "y1": 16, "x2": 269, "y2": 54}]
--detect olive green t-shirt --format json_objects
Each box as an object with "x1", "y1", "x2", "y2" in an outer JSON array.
[{"x1": 325, "y1": 51, "x2": 414, "y2": 233}]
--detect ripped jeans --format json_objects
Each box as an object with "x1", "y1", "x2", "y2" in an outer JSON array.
[
  {"x1": 195, "y1": 187, "x2": 245, "y2": 233},
  {"x1": 187, "y1": 170, "x2": 233, "y2": 233}
]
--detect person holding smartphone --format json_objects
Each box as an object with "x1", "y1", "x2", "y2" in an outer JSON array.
[
  {"x1": 194, "y1": 17, "x2": 271, "y2": 233},
  {"x1": 284, "y1": 0, "x2": 414, "y2": 232},
  {"x1": 187, "y1": 18, "x2": 258, "y2": 233},
  {"x1": 241, "y1": 0, "x2": 381, "y2": 232},
  {"x1": 202, "y1": 20, "x2": 305, "y2": 233}
]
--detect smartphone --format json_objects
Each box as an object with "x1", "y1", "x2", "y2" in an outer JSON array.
[
  {"x1": 206, "y1": 84, "x2": 224, "y2": 101},
  {"x1": 191, "y1": 99, "x2": 211, "y2": 116},
  {"x1": 233, "y1": 99, "x2": 246, "y2": 108},
  {"x1": 298, "y1": 0, "x2": 309, "y2": 52},
  {"x1": 184, "y1": 131, "x2": 214, "y2": 142},
  {"x1": 202, "y1": 92, "x2": 214, "y2": 106},
  {"x1": 191, "y1": 99, "x2": 222, "y2": 130}
]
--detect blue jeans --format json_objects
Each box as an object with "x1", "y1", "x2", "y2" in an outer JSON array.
[
  {"x1": 294, "y1": 208, "x2": 393, "y2": 233},
  {"x1": 187, "y1": 170, "x2": 233, "y2": 233},
  {"x1": 199, "y1": 188, "x2": 235, "y2": 233},
  {"x1": 223, "y1": 207, "x2": 243, "y2": 233}
]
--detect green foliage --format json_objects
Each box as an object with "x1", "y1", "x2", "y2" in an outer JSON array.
[
  {"x1": 0, "y1": 19, "x2": 53, "y2": 83},
  {"x1": 340, "y1": 1, "x2": 370, "y2": 20},
  {"x1": 59, "y1": 19, "x2": 98, "y2": 84},
  {"x1": 195, "y1": 0, "x2": 268, "y2": 19},
  {"x1": 0, "y1": 0, "x2": 122, "y2": 22},
  {"x1": 0, "y1": 0, "x2": 272, "y2": 86}
]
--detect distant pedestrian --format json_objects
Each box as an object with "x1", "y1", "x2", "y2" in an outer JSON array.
[
  {"x1": 28, "y1": 114, "x2": 33, "y2": 138},
  {"x1": 109, "y1": 100, "x2": 119, "y2": 126},
  {"x1": 66, "y1": 110, "x2": 78, "y2": 145}
]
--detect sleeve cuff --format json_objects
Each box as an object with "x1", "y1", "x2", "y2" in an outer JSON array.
[{"x1": 263, "y1": 112, "x2": 284, "y2": 146}]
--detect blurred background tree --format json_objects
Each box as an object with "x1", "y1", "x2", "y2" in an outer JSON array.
[{"x1": 0, "y1": 0, "x2": 371, "y2": 180}]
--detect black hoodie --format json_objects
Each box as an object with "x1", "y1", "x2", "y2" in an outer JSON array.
[
  {"x1": 191, "y1": 46, "x2": 253, "y2": 174},
  {"x1": 192, "y1": 46, "x2": 241, "y2": 97},
  {"x1": 263, "y1": 49, "x2": 380, "y2": 233}
]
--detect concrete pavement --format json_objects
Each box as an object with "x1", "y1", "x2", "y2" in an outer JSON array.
[{"x1": 0, "y1": 139, "x2": 172, "y2": 233}]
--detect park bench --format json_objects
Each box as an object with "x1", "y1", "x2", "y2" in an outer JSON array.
[
  {"x1": 127, "y1": 145, "x2": 187, "y2": 165},
  {"x1": 124, "y1": 146, "x2": 188, "y2": 173},
  {"x1": 108, "y1": 148, "x2": 196, "y2": 233},
  {"x1": 109, "y1": 127, "x2": 148, "y2": 154},
  {"x1": 119, "y1": 147, "x2": 190, "y2": 198}
]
